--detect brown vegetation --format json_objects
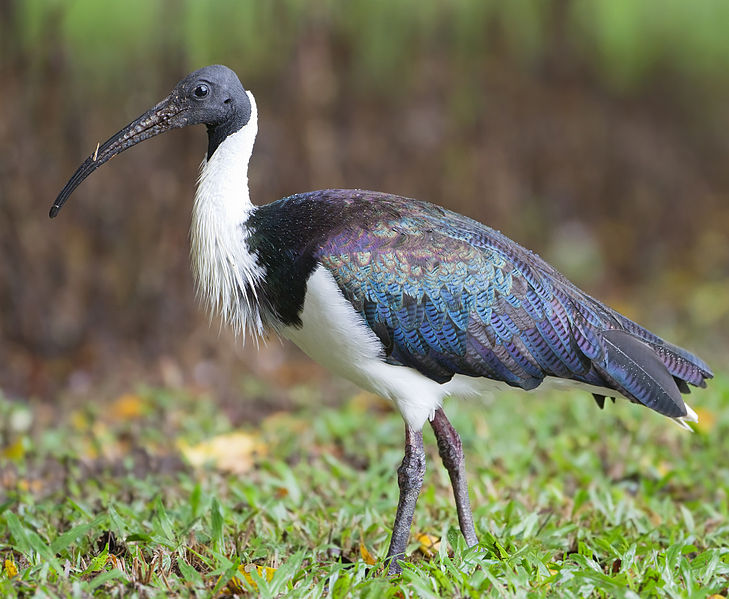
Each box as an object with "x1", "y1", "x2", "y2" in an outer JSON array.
[{"x1": 1, "y1": 2, "x2": 727, "y2": 401}]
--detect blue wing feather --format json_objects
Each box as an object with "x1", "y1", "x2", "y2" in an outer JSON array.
[{"x1": 298, "y1": 190, "x2": 713, "y2": 416}]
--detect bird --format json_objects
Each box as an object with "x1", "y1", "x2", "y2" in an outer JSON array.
[{"x1": 51, "y1": 65, "x2": 712, "y2": 574}]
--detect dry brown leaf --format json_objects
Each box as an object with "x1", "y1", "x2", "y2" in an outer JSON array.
[
  {"x1": 415, "y1": 532, "x2": 440, "y2": 557},
  {"x1": 178, "y1": 432, "x2": 265, "y2": 474},
  {"x1": 359, "y1": 541, "x2": 376, "y2": 565},
  {"x1": 18, "y1": 479, "x2": 44, "y2": 493},
  {"x1": 106, "y1": 554, "x2": 125, "y2": 573},
  {"x1": 110, "y1": 393, "x2": 146, "y2": 420}
]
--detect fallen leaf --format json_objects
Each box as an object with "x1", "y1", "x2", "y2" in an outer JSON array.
[
  {"x1": 178, "y1": 432, "x2": 265, "y2": 474},
  {"x1": 1, "y1": 437, "x2": 25, "y2": 461},
  {"x1": 228, "y1": 564, "x2": 276, "y2": 591},
  {"x1": 70, "y1": 410, "x2": 90, "y2": 431},
  {"x1": 415, "y1": 533, "x2": 440, "y2": 557},
  {"x1": 4, "y1": 559, "x2": 18, "y2": 578},
  {"x1": 110, "y1": 394, "x2": 146, "y2": 420},
  {"x1": 693, "y1": 407, "x2": 716, "y2": 434},
  {"x1": 18, "y1": 479, "x2": 44, "y2": 493},
  {"x1": 359, "y1": 541, "x2": 376, "y2": 565}
]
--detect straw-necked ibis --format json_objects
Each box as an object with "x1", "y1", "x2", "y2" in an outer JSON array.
[{"x1": 51, "y1": 65, "x2": 712, "y2": 574}]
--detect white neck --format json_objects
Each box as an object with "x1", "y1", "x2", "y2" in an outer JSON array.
[{"x1": 190, "y1": 91, "x2": 265, "y2": 342}]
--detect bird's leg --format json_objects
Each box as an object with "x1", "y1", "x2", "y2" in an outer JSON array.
[
  {"x1": 429, "y1": 408, "x2": 478, "y2": 547},
  {"x1": 386, "y1": 426, "x2": 426, "y2": 575}
]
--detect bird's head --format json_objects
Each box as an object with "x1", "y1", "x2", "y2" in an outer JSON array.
[{"x1": 50, "y1": 64, "x2": 253, "y2": 218}]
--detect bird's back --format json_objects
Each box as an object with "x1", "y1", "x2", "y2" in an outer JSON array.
[{"x1": 247, "y1": 189, "x2": 712, "y2": 422}]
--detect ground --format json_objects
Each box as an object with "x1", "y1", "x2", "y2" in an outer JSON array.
[{"x1": 1, "y1": 373, "x2": 728, "y2": 598}]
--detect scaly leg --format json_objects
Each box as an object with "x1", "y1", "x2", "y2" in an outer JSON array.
[
  {"x1": 385, "y1": 426, "x2": 426, "y2": 575},
  {"x1": 429, "y1": 408, "x2": 478, "y2": 546}
]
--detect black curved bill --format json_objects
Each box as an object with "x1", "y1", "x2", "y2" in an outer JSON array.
[{"x1": 50, "y1": 95, "x2": 188, "y2": 218}]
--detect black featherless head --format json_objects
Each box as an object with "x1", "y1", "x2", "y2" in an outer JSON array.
[{"x1": 50, "y1": 65, "x2": 252, "y2": 218}]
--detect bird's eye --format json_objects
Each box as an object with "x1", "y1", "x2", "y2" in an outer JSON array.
[{"x1": 193, "y1": 84, "x2": 209, "y2": 98}]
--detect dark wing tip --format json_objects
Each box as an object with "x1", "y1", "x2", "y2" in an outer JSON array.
[
  {"x1": 598, "y1": 328, "x2": 687, "y2": 418},
  {"x1": 674, "y1": 376, "x2": 691, "y2": 394},
  {"x1": 593, "y1": 393, "x2": 606, "y2": 409}
]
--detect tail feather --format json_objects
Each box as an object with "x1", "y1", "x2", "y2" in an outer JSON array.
[
  {"x1": 609, "y1": 314, "x2": 713, "y2": 387},
  {"x1": 592, "y1": 328, "x2": 688, "y2": 418}
]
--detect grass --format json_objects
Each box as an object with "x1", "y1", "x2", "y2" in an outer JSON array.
[{"x1": 1, "y1": 373, "x2": 728, "y2": 597}]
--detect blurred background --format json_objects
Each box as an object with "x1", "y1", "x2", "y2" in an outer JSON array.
[{"x1": 1, "y1": 0, "x2": 728, "y2": 408}]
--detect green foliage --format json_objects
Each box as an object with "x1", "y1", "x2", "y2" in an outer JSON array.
[
  {"x1": 0, "y1": 375, "x2": 728, "y2": 596},
  {"x1": 571, "y1": 0, "x2": 729, "y2": 91},
  {"x1": 10, "y1": 0, "x2": 729, "y2": 95}
]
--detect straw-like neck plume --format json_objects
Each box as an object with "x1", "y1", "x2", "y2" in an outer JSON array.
[{"x1": 190, "y1": 92, "x2": 265, "y2": 342}]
